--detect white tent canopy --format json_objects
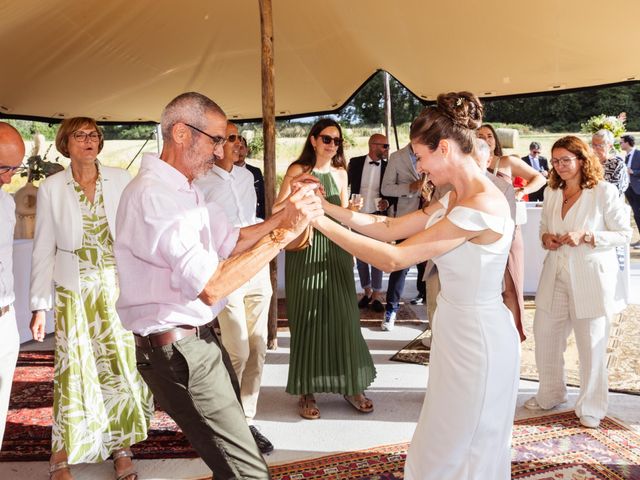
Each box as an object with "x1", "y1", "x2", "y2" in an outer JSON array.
[{"x1": 1, "y1": 0, "x2": 639, "y2": 123}]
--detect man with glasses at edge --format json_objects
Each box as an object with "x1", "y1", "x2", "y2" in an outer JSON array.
[
  {"x1": 114, "y1": 92, "x2": 322, "y2": 479},
  {"x1": 522, "y1": 141, "x2": 549, "y2": 202},
  {"x1": 195, "y1": 122, "x2": 274, "y2": 454},
  {"x1": 0, "y1": 122, "x2": 25, "y2": 448},
  {"x1": 347, "y1": 134, "x2": 392, "y2": 312}
]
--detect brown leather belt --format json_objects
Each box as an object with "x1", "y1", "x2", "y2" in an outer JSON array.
[
  {"x1": 134, "y1": 321, "x2": 215, "y2": 349},
  {"x1": 0, "y1": 304, "x2": 11, "y2": 317}
]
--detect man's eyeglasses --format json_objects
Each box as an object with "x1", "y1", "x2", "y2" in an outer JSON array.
[
  {"x1": 226, "y1": 134, "x2": 244, "y2": 144},
  {"x1": 319, "y1": 135, "x2": 342, "y2": 146},
  {"x1": 550, "y1": 156, "x2": 577, "y2": 167},
  {"x1": 372, "y1": 142, "x2": 390, "y2": 149},
  {"x1": 71, "y1": 131, "x2": 102, "y2": 142},
  {"x1": 531, "y1": 150, "x2": 540, "y2": 155},
  {"x1": 184, "y1": 123, "x2": 226, "y2": 147},
  {"x1": 591, "y1": 142, "x2": 607, "y2": 149},
  {"x1": 0, "y1": 165, "x2": 26, "y2": 175}
]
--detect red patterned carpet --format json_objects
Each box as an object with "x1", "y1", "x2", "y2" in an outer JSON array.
[
  {"x1": 3, "y1": 353, "x2": 640, "y2": 480},
  {"x1": 0, "y1": 351, "x2": 196, "y2": 461}
]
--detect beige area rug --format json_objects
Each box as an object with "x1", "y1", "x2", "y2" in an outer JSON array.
[{"x1": 391, "y1": 302, "x2": 640, "y2": 396}]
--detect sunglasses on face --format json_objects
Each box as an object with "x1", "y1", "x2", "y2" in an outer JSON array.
[
  {"x1": 226, "y1": 134, "x2": 244, "y2": 143},
  {"x1": 318, "y1": 135, "x2": 342, "y2": 146},
  {"x1": 372, "y1": 142, "x2": 390, "y2": 149}
]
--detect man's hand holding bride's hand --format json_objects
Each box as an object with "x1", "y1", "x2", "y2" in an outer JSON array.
[{"x1": 279, "y1": 183, "x2": 324, "y2": 239}]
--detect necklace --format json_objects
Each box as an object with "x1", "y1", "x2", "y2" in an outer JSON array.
[{"x1": 562, "y1": 188, "x2": 581, "y2": 205}]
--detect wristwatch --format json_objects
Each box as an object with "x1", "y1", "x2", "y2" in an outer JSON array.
[{"x1": 583, "y1": 231, "x2": 593, "y2": 245}]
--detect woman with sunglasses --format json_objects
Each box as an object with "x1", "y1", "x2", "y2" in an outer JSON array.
[
  {"x1": 29, "y1": 117, "x2": 152, "y2": 480},
  {"x1": 476, "y1": 124, "x2": 546, "y2": 341},
  {"x1": 274, "y1": 118, "x2": 376, "y2": 420},
  {"x1": 524, "y1": 136, "x2": 631, "y2": 429}
]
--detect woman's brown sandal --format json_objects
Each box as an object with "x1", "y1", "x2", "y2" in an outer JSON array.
[
  {"x1": 49, "y1": 461, "x2": 71, "y2": 479},
  {"x1": 344, "y1": 394, "x2": 374, "y2": 413},
  {"x1": 112, "y1": 449, "x2": 138, "y2": 480},
  {"x1": 298, "y1": 394, "x2": 321, "y2": 420}
]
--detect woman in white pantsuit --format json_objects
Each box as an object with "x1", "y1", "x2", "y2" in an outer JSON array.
[{"x1": 525, "y1": 136, "x2": 631, "y2": 428}]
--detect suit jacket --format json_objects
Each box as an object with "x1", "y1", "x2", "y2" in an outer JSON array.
[
  {"x1": 347, "y1": 155, "x2": 392, "y2": 213},
  {"x1": 244, "y1": 163, "x2": 266, "y2": 219},
  {"x1": 536, "y1": 182, "x2": 631, "y2": 319},
  {"x1": 522, "y1": 154, "x2": 549, "y2": 172},
  {"x1": 381, "y1": 145, "x2": 421, "y2": 217},
  {"x1": 30, "y1": 165, "x2": 132, "y2": 310},
  {"x1": 626, "y1": 149, "x2": 640, "y2": 195}
]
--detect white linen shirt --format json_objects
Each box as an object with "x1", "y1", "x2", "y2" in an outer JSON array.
[
  {"x1": 114, "y1": 153, "x2": 239, "y2": 335},
  {"x1": 195, "y1": 164, "x2": 258, "y2": 227},
  {"x1": 0, "y1": 190, "x2": 16, "y2": 307},
  {"x1": 360, "y1": 155, "x2": 382, "y2": 213}
]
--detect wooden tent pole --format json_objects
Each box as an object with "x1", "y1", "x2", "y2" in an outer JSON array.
[
  {"x1": 259, "y1": 0, "x2": 279, "y2": 349},
  {"x1": 383, "y1": 71, "x2": 392, "y2": 145}
]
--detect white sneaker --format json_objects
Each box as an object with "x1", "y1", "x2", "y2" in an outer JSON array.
[
  {"x1": 523, "y1": 396, "x2": 545, "y2": 411},
  {"x1": 381, "y1": 311, "x2": 396, "y2": 331},
  {"x1": 579, "y1": 415, "x2": 600, "y2": 428},
  {"x1": 524, "y1": 396, "x2": 567, "y2": 411}
]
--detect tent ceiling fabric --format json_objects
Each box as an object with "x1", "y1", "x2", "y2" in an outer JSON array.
[{"x1": 1, "y1": 0, "x2": 639, "y2": 122}]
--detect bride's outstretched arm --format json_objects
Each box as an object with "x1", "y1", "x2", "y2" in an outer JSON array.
[
  {"x1": 312, "y1": 214, "x2": 471, "y2": 272},
  {"x1": 322, "y1": 196, "x2": 446, "y2": 242}
]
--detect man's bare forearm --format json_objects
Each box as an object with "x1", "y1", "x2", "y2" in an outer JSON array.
[
  {"x1": 199, "y1": 228, "x2": 288, "y2": 305},
  {"x1": 231, "y1": 210, "x2": 284, "y2": 255}
]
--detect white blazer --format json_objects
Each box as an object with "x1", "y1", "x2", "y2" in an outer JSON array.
[
  {"x1": 30, "y1": 165, "x2": 132, "y2": 311},
  {"x1": 381, "y1": 145, "x2": 421, "y2": 217},
  {"x1": 536, "y1": 182, "x2": 631, "y2": 319}
]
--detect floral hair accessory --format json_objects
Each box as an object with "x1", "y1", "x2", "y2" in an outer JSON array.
[{"x1": 455, "y1": 97, "x2": 463, "y2": 106}]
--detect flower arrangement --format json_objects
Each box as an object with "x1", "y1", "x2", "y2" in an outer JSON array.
[{"x1": 580, "y1": 113, "x2": 627, "y2": 138}]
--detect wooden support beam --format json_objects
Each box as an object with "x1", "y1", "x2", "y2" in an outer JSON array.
[{"x1": 259, "y1": 0, "x2": 279, "y2": 349}]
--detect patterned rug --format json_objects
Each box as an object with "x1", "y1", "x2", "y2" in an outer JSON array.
[
  {"x1": 277, "y1": 298, "x2": 424, "y2": 327},
  {"x1": 198, "y1": 411, "x2": 640, "y2": 479},
  {"x1": 390, "y1": 302, "x2": 640, "y2": 396},
  {"x1": 0, "y1": 351, "x2": 197, "y2": 461}
]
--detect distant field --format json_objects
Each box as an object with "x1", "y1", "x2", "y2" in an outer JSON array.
[{"x1": 6, "y1": 130, "x2": 638, "y2": 194}]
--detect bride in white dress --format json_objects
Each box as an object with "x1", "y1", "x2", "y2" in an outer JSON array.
[{"x1": 309, "y1": 91, "x2": 520, "y2": 479}]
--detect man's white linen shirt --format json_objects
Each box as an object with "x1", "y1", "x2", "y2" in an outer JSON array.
[
  {"x1": 0, "y1": 190, "x2": 16, "y2": 307},
  {"x1": 195, "y1": 164, "x2": 258, "y2": 228},
  {"x1": 114, "y1": 153, "x2": 240, "y2": 336},
  {"x1": 360, "y1": 155, "x2": 382, "y2": 214}
]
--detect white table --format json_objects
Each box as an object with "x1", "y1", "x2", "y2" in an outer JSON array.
[
  {"x1": 12, "y1": 239, "x2": 54, "y2": 343},
  {"x1": 520, "y1": 204, "x2": 545, "y2": 294}
]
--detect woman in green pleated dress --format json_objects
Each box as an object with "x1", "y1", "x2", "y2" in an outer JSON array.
[
  {"x1": 29, "y1": 118, "x2": 152, "y2": 480},
  {"x1": 274, "y1": 118, "x2": 376, "y2": 420}
]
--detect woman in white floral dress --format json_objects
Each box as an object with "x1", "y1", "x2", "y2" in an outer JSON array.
[{"x1": 30, "y1": 117, "x2": 152, "y2": 480}]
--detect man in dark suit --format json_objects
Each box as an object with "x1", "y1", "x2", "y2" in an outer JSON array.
[
  {"x1": 235, "y1": 137, "x2": 266, "y2": 219},
  {"x1": 348, "y1": 134, "x2": 392, "y2": 312},
  {"x1": 522, "y1": 141, "x2": 549, "y2": 202},
  {"x1": 621, "y1": 134, "x2": 640, "y2": 248}
]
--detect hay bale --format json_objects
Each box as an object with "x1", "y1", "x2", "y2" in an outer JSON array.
[{"x1": 496, "y1": 128, "x2": 519, "y2": 149}]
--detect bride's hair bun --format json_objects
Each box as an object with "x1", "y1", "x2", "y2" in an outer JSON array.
[
  {"x1": 437, "y1": 92, "x2": 483, "y2": 130},
  {"x1": 410, "y1": 91, "x2": 484, "y2": 155}
]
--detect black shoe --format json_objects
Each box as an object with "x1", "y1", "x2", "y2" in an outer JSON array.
[
  {"x1": 370, "y1": 299, "x2": 385, "y2": 312},
  {"x1": 249, "y1": 425, "x2": 274, "y2": 454},
  {"x1": 410, "y1": 296, "x2": 425, "y2": 305},
  {"x1": 358, "y1": 295, "x2": 372, "y2": 308}
]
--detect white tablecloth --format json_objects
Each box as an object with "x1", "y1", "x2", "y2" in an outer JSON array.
[
  {"x1": 521, "y1": 204, "x2": 545, "y2": 294},
  {"x1": 12, "y1": 239, "x2": 54, "y2": 343}
]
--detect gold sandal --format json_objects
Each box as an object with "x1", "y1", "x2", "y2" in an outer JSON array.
[
  {"x1": 112, "y1": 449, "x2": 138, "y2": 480},
  {"x1": 298, "y1": 394, "x2": 321, "y2": 420},
  {"x1": 49, "y1": 461, "x2": 71, "y2": 480}
]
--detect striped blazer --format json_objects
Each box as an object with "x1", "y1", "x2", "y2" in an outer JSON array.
[{"x1": 536, "y1": 181, "x2": 631, "y2": 319}]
